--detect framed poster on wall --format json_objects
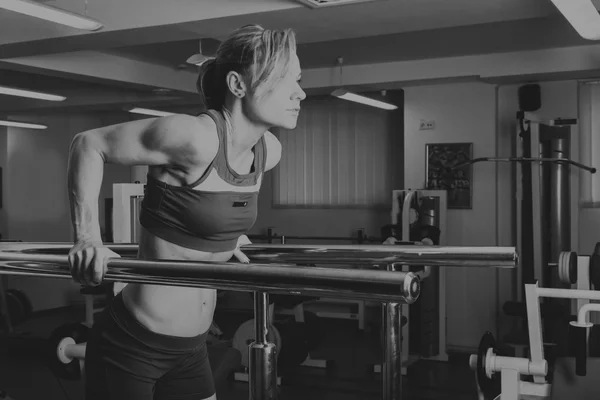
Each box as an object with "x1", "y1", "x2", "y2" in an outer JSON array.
[{"x1": 425, "y1": 142, "x2": 472, "y2": 209}]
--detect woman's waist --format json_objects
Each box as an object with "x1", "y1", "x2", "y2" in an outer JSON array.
[
  {"x1": 109, "y1": 289, "x2": 212, "y2": 347},
  {"x1": 138, "y1": 227, "x2": 235, "y2": 262},
  {"x1": 139, "y1": 209, "x2": 244, "y2": 254},
  {"x1": 121, "y1": 284, "x2": 216, "y2": 337},
  {"x1": 119, "y1": 228, "x2": 229, "y2": 336}
]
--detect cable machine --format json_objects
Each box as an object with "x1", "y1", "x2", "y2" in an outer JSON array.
[{"x1": 455, "y1": 111, "x2": 596, "y2": 357}]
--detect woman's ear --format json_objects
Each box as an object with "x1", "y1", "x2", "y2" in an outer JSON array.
[{"x1": 225, "y1": 71, "x2": 247, "y2": 99}]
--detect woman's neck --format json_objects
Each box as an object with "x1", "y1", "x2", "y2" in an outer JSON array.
[{"x1": 222, "y1": 106, "x2": 267, "y2": 158}]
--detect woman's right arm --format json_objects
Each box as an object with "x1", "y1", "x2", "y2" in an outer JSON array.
[{"x1": 67, "y1": 114, "x2": 218, "y2": 285}]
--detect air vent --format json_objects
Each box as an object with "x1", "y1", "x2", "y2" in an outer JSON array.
[{"x1": 294, "y1": 0, "x2": 387, "y2": 8}]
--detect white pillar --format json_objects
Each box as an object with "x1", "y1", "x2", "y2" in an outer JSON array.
[{"x1": 131, "y1": 166, "x2": 148, "y2": 183}]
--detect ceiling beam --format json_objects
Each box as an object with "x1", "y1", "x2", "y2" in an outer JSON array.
[
  {"x1": 301, "y1": 42, "x2": 600, "y2": 89},
  {"x1": 0, "y1": 51, "x2": 199, "y2": 93},
  {"x1": 3, "y1": 39, "x2": 600, "y2": 116},
  {"x1": 0, "y1": 91, "x2": 193, "y2": 114}
]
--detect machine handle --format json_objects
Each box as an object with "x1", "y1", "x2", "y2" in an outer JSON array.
[
  {"x1": 453, "y1": 157, "x2": 596, "y2": 173},
  {"x1": 573, "y1": 325, "x2": 588, "y2": 376}
]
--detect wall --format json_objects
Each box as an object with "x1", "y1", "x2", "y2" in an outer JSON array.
[
  {"x1": 4, "y1": 112, "x2": 131, "y2": 311},
  {"x1": 403, "y1": 81, "x2": 498, "y2": 350},
  {"x1": 252, "y1": 174, "x2": 394, "y2": 240},
  {"x1": 252, "y1": 92, "x2": 404, "y2": 241},
  {"x1": 579, "y1": 200, "x2": 600, "y2": 253}
]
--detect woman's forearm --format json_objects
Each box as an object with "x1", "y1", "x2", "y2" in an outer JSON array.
[{"x1": 67, "y1": 132, "x2": 105, "y2": 244}]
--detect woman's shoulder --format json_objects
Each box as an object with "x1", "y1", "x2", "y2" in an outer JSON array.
[{"x1": 157, "y1": 113, "x2": 219, "y2": 165}]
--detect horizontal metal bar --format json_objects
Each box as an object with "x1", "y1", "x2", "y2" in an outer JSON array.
[
  {"x1": 248, "y1": 234, "x2": 414, "y2": 245},
  {"x1": 273, "y1": 235, "x2": 363, "y2": 241},
  {"x1": 0, "y1": 242, "x2": 518, "y2": 268},
  {"x1": 266, "y1": 235, "x2": 387, "y2": 242},
  {"x1": 0, "y1": 245, "x2": 420, "y2": 303},
  {"x1": 536, "y1": 287, "x2": 600, "y2": 301},
  {"x1": 455, "y1": 157, "x2": 596, "y2": 174},
  {"x1": 241, "y1": 244, "x2": 518, "y2": 268}
]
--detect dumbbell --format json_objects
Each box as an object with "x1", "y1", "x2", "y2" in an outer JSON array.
[{"x1": 48, "y1": 322, "x2": 89, "y2": 380}]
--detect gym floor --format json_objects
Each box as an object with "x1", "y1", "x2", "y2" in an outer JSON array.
[{"x1": 0, "y1": 303, "x2": 478, "y2": 400}]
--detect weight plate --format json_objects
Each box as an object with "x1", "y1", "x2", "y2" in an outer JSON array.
[
  {"x1": 5, "y1": 290, "x2": 25, "y2": 325},
  {"x1": 568, "y1": 251, "x2": 578, "y2": 284},
  {"x1": 232, "y1": 319, "x2": 281, "y2": 368},
  {"x1": 276, "y1": 320, "x2": 310, "y2": 371},
  {"x1": 47, "y1": 323, "x2": 90, "y2": 380},
  {"x1": 476, "y1": 331, "x2": 500, "y2": 398},
  {"x1": 9, "y1": 289, "x2": 32, "y2": 320},
  {"x1": 558, "y1": 252, "x2": 571, "y2": 285}
]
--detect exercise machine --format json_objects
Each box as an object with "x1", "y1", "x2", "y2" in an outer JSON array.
[
  {"x1": 458, "y1": 112, "x2": 597, "y2": 357},
  {"x1": 373, "y1": 189, "x2": 447, "y2": 376},
  {"x1": 470, "y1": 252, "x2": 600, "y2": 400}
]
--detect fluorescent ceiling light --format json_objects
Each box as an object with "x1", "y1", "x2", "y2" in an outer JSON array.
[
  {"x1": 186, "y1": 39, "x2": 218, "y2": 66},
  {"x1": 0, "y1": 85, "x2": 66, "y2": 101},
  {"x1": 128, "y1": 107, "x2": 175, "y2": 117},
  {"x1": 186, "y1": 54, "x2": 214, "y2": 66},
  {"x1": 0, "y1": 120, "x2": 47, "y2": 130},
  {"x1": 0, "y1": 0, "x2": 103, "y2": 31},
  {"x1": 294, "y1": 0, "x2": 387, "y2": 8},
  {"x1": 331, "y1": 89, "x2": 398, "y2": 110},
  {"x1": 549, "y1": 0, "x2": 600, "y2": 40}
]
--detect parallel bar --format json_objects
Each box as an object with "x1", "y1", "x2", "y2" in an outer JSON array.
[
  {"x1": 242, "y1": 244, "x2": 518, "y2": 268},
  {"x1": 0, "y1": 242, "x2": 520, "y2": 400},
  {"x1": 257, "y1": 235, "x2": 388, "y2": 242},
  {"x1": 255, "y1": 292, "x2": 269, "y2": 345},
  {"x1": 0, "y1": 242, "x2": 519, "y2": 268},
  {"x1": 0, "y1": 252, "x2": 419, "y2": 304},
  {"x1": 251, "y1": 292, "x2": 276, "y2": 400},
  {"x1": 382, "y1": 264, "x2": 403, "y2": 400}
]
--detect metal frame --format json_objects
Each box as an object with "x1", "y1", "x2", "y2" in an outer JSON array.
[
  {"x1": 392, "y1": 189, "x2": 448, "y2": 366},
  {"x1": 0, "y1": 242, "x2": 516, "y2": 400}
]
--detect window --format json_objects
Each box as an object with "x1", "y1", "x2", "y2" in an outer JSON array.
[{"x1": 272, "y1": 96, "x2": 400, "y2": 208}]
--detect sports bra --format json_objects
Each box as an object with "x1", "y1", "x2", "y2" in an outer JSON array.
[{"x1": 138, "y1": 109, "x2": 267, "y2": 252}]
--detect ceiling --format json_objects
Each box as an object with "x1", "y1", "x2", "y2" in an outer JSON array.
[{"x1": 0, "y1": 0, "x2": 598, "y2": 115}]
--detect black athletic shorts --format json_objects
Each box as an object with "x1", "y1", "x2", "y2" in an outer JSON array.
[{"x1": 84, "y1": 293, "x2": 215, "y2": 400}]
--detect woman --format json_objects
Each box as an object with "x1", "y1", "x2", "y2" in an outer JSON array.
[{"x1": 67, "y1": 24, "x2": 305, "y2": 400}]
